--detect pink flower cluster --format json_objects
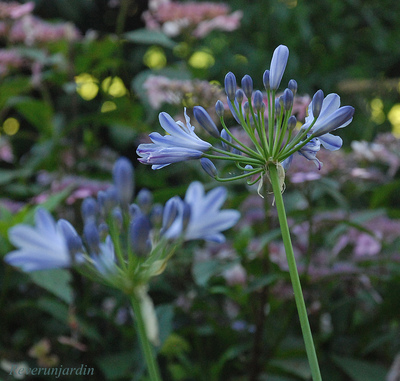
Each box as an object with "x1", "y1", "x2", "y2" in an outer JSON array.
[
  {"x1": 143, "y1": 75, "x2": 224, "y2": 109},
  {"x1": 0, "y1": 1, "x2": 81, "y2": 79},
  {"x1": 1, "y1": 14, "x2": 81, "y2": 46},
  {"x1": 0, "y1": 1, "x2": 34, "y2": 20},
  {"x1": 0, "y1": 48, "x2": 24, "y2": 76},
  {"x1": 143, "y1": 0, "x2": 242, "y2": 38}
]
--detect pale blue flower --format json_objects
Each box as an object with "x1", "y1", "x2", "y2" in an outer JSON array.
[
  {"x1": 302, "y1": 93, "x2": 354, "y2": 151},
  {"x1": 282, "y1": 138, "x2": 322, "y2": 170},
  {"x1": 164, "y1": 182, "x2": 240, "y2": 243},
  {"x1": 137, "y1": 108, "x2": 211, "y2": 169},
  {"x1": 298, "y1": 138, "x2": 322, "y2": 169},
  {"x1": 4, "y1": 208, "x2": 81, "y2": 272},
  {"x1": 93, "y1": 236, "x2": 117, "y2": 275}
]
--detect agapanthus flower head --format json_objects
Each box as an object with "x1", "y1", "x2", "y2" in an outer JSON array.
[
  {"x1": 4, "y1": 158, "x2": 239, "y2": 296},
  {"x1": 137, "y1": 44, "x2": 354, "y2": 196}
]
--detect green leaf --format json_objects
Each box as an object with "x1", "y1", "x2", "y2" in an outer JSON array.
[
  {"x1": 124, "y1": 28, "x2": 176, "y2": 48},
  {"x1": 0, "y1": 168, "x2": 32, "y2": 186},
  {"x1": 269, "y1": 357, "x2": 312, "y2": 380},
  {"x1": 36, "y1": 297, "x2": 69, "y2": 323},
  {"x1": 0, "y1": 77, "x2": 31, "y2": 110},
  {"x1": 156, "y1": 304, "x2": 174, "y2": 346},
  {"x1": 8, "y1": 96, "x2": 54, "y2": 136},
  {"x1": 192, "y1": 259, "x2": 221, "y2": 287},
  {"x1": 332, "y1": 355, "x2": 388, "y2": 381},
  {"x1": 30, "y1": 269, "x2": 73, "y2": 304},
  {"x1": 96, "y1": 352, "x2": 137, "y2": 380}
]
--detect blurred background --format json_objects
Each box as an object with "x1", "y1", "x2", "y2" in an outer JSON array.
[{"x1": 1, "y1": 0, "x2": 400, "y2": 380}]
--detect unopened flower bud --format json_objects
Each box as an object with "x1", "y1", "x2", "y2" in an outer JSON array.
[
  {"x1": 263, "y1": 70, "x2": 270, "y2": 90},
  {"x1": 193, "y1": 106, "x2": 220, "y2": 138},
  {"x1": 243, "y1": 101, "x2": 250, "y2": 115},
  {"x1": 129, "y1": 203, "x2": 140, "y2": 219},
  {"x1": 311, "y1": 90, "x2": 324, "y2": 119},
  {"x1": 224, "y1": 72, "x2": 237, "y2": 101},
  {"x1": 113, "y1": 157, "x2": 134, "y2": 205},
  {"x1": 58, "y1": 219, "x2": 83, "y2": 255},
  {"x1": 288, "y1": 79, "x2": 297, "y2": 95},
  {"x1": 275, "y1": 98, "x2": 281, "y2": 115},
  {"x1": 235, "y1": 89, "x2": 244, "y2": 104},
  {"x1": 137, "y1": 188, "x2": 153, "y2": 214},
  {"x1": 215, "y1": 100, "x2": 224, "y2": 118},
  {"x1": 282, "y1": 88, "x2": 293, "y2": 111},
  {"x1": 129, "y1": 213, "x2": 151, "y2": 257},
  {"x1": 162, "y1": 196, "x2": 180, "y2": 232},
  {"x1": 269, "y1": 45, "x2": 289, "y2": 90},
  {"x1": 84, "y1": 220, "x2": 100, "y2": 253},
  {"x1": 81, "y1": 197, "x2": 98, "y2": 222},
  {"x1": 287, "y1": 115, "x2": 297, "y2": 131},
  {"x1": 241, "y1": 75, "x2": 253, "y2": 99},
  {"x1": 98, "y1": 187, "x2": 118, "y2": 215},
  {"x1": 98, "y1": 222, "x2": 109, "y2": 241},
  {"x1": 150, "y1": 204, "x2": 163, "y2": 226},
  {"x1": 112, "y1": 207, "x2": 123, "y2": 231},
  {"x1": 181, "y1": 202, "x2": 191, "y2": 232},
  {"x1": 220, "y1": 129, "x2": 232, "y2": 151},
  {"x1": 253, "y1": 90, "x2": 264, "y2": 112},
  {"x1": 200, "y1": 158, "x2": 217, "y2": 178}
]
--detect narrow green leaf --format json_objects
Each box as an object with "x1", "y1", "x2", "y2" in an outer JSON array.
[
  {"x1": 332, "y1": 355, "x2": 388, "y2": 381},
  {"x1": 30, "y1": 269, "x2": 73, "y2": 304},
  {"x1": 123, "y1": 28, "x2": 176, "y2": 48}
]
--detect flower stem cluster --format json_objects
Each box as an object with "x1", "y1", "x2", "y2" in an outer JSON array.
[
  {"x1": 4, "y1": 158, "x2": 239, "y2": 296},
  {"x1": 137, "y1": 45, "x2": 355, "y2": 193}
]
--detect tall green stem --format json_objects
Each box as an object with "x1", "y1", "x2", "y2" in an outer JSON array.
[
  {"x1": 130, "y1": 296, "x2": 162, "y2": 381},
  {"x1": 268, "y1": 163, "x2": 322, "y2": 381}
]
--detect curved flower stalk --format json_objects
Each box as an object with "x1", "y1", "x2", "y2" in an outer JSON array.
[
  {"x1": 4, "y1": 157, "x2": 239, "y2": 381},
  {"x1": 138, "y1": 44, "x2": 354, "y2": 381}
]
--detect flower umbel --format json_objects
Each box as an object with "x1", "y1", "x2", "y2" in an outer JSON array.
[
  {"x1": 4, "y1": 158, "x2": 238, "y2": 292},
  {"x1": 138, "y1": 45, "x2": 354, "y2": 194}
]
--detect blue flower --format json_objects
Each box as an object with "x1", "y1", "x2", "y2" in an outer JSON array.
[
  {"x1": 164, "y1": 182, "x2": 240, "y2": 243},
  {"x1": 302, "y1": 93, "x2": 354, "y2": 151},
  {"x1": 92, "y1": 236, "x2": 117, "y2": 275},
  {"x1": 4, "y1": 208, "x2": 82, "y2": 272},
  {"x1": 281, "y1": 138, "x2": 322, "y2": 171},
  {"x1": 137, "y1": 108, "x2": 211, "y2": 169},
  {"x1": 298, "y1": 138, "x2": 322, "y2": 169}
]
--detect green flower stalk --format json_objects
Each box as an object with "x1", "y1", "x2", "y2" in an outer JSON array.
[
  {"x1": 137, "y1": 45, "x2": 355, "y2": 380},
  {"x1": 4, "y1": 158, "x2": 240, "y2": 381}
]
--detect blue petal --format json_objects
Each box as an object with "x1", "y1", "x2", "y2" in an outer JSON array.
[{"x1": 319, "y1": 133, "x2": 343, "y2": 151}]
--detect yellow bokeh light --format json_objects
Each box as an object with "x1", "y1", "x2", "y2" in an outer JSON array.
[
  {"x1": 101, "y1": 76, "x2": 128, "y2": 98},
  {"x1": 388, "y1": 104, "x2": 400, "y2": 137},
  {"x1": 3, "y1": 117, "x2": 20, "y2": 135},
  {"x1": 75, "y1": 73, "x2": 99, "y2": 101},
  {"x1": 234, "y1": 54, "x2": 248, "y2": 66},
  {"x1": 370, "y1": 97, "x2": 385, "y2": 124},
  {"x1": 143, "y1": 46, "x2": 167, "y2": 69},
  {"x1": 101, "y1": 101, "x2": 117, "y2": 113},
  {"x1": 188, "y1": 50, "x2": 215, "y2": 69}
]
